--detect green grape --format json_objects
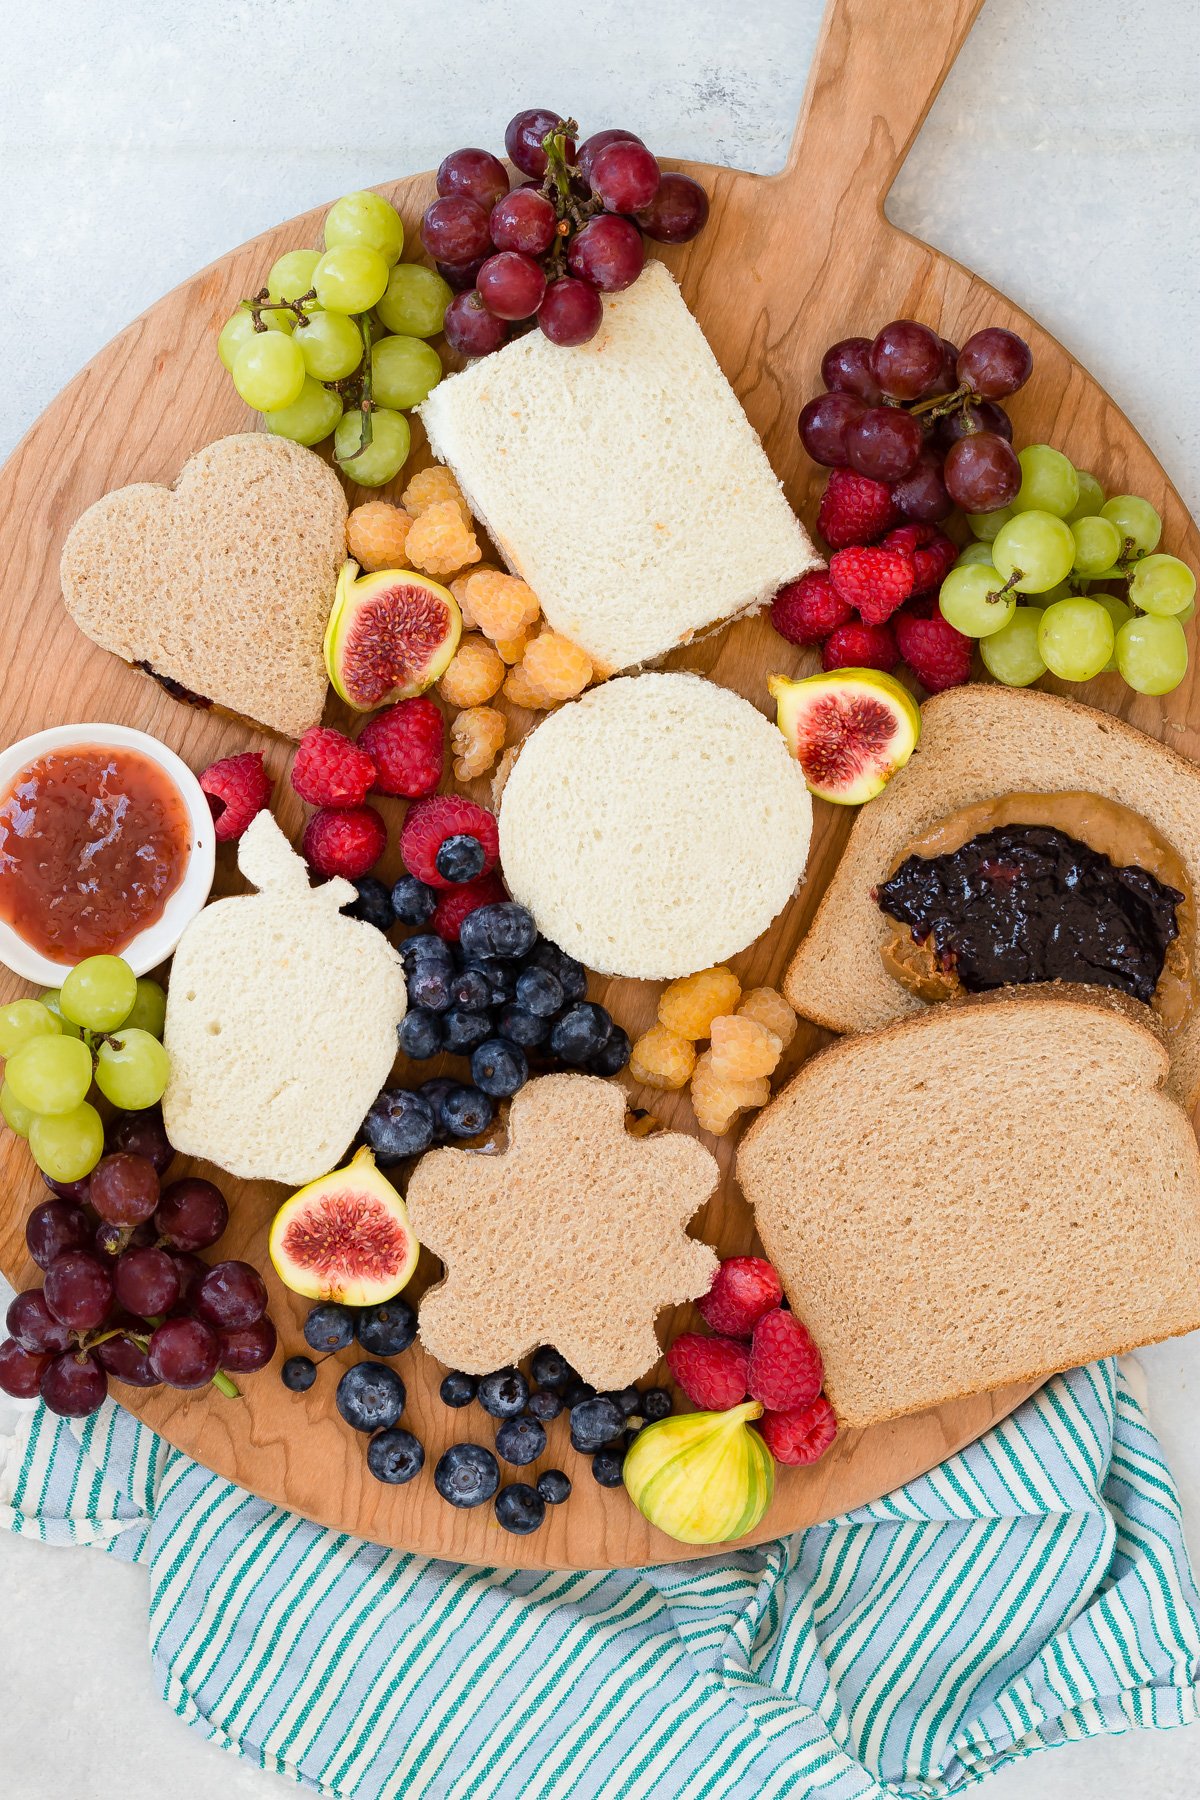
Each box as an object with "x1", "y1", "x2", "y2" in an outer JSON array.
[
  {"x1": 1037, "y1": 579, "x2": 1072, "y2": 603},
  {"x1": 121, "y1": 978, "x2": 167, "y2": 1039},
  {"x1": 232, "y1": 332, "x2": 306, "y2": 411},
  {"x1": 29, "y1": 1103, "x2": 105, "y2": 1183},
  {"x1": 324, "y1": 191, "x2": 405, "y2": 266},
  {"x1": 370, "y1": 335, "x2": 444, "y2": 410},
  {"x1": 296, "y1": 310, "x2": 365, "y2": 381},
  {"x1": 377, "y1": 263, "x2": 453, "y2": 337},
  {"x1": 217, "y1": 306, "x2": 291, "y2": 371},
  {"x1": 313, "y1": 245, "x2": 390, "y2": 314},
  {"x1": 1115, "y1": 613, "x2": 1189, "y2": 694},
  {"x1": 955, "y1": 542, "x2": 995, "y2": 567},
  {"x1": 1128, "y1": 553, "x2": 1196, "y2": 618},
  {"x1": 1067, "y1": 470, "x2": 1105, "y2": 522},
  {"x1": 992, "y1": 510, "x2": 1076, "y2": 593},
  {"x1": 1037, "y1": 597, "x2": 1115, "y2": 682},
  {"x1": 39, "y1": 989, "x2": 82, "y2": 1039},
  {"x1": 937, "y1": 564, "x2": 1015, "y2": 638},
  {"x1": 60, "y1": 955, "x2": 138, "y2": 1031},
  {"x1": 1070, "y1": 514, "x2": 1122, "y2": 578},
  {"x1": 95, "y1": 1028, "x2": 170, "y2": 1110},
  {"x1": 1011, "y1": 445, "x2": 1079, "y2": 519},
  {"x1": 0, "y1": 998, "x2": 60, "y2": 1058},
  {"x1": 0, "y1": 1080, "x2": 35, "y2": 1137},
  {"x1": 966, "y1": 506, "x2": 1012, "y2": 543},
  {"x1": 333, "y1": 408, "x2": 411, "y2": 488},
  {"x1": 980, "y1": 607, "x2": 1046, "y2": 687},
  {"x1": 1177, "y1": 597, "x2": 1196, "y2": 625},
  {"x1": 1096, "y1": 593, "x2": 1133, "y2": 670},
  {"x1": 264, "y1": 380, "x2": 344, "y2": 448},
  {"x1": 267, "y1": 247, "x2": 321, "y2": 304},
  {"x1": 1100, "y1": 494, "x2": 1161, "y2": 557},
  {"x1": 5, "y1": 1034, "x2": 94, "y2": 1114}
]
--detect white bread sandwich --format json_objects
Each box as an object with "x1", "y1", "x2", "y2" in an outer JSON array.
[
  {"x1": 60, "y1": 433, "x2": 346, "y2": 739},
  {"x1": 737, "y1": 988, "x2": 1200, "y2": 1430},
  {"x1": 784, "y1": 684, "x2": 1200, "y2": 1108},
  {"x1": 497, "y1": 672, "x2": 813, "y2": 980},
  {"x1": 418, "y1": 259, "x2": 819, "y2": 674},
  {"x1": 163, "y1": 811, "x2": 406, "y2": 1186}
]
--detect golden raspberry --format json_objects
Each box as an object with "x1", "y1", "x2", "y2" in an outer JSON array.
[
  {"x1": 439, "y1": 634, "x2": 505, "y2": 708},
  {"x1": 708, "y1": 1013, "x2": 781, "y2": 1082},
  {"x1": 629, "y1": 1023, "x2": 696, "y2": 1091},
  {"x1": 658, "y1": 966, "x2": 742, "y2": 1040},
  {"x1": 494, "y1": 626, "x2": 533, "y2": 664},
  {"x1": 451, "y1": 565, "x2": 496, "y2": 631},
  {"x1": 503, "y1": 662, "x2": 555, "y2": 709},
  {"x1": 346, "y1": 501, "x2": 413, "y2": 572},
  {"x1": 405, "y1": 501, "x2": 481, "y2": 578},
  {"x1": 465, "y1": 569, "x2": 540, "y2": 641},
  {"x1": 401, "y1": 463, "x2": 471, "y2": 525},
  {"x1": 521, "y1": 631, "x2": 593, "y2": 701},
  {"x1": 737, "y1": 987, "x2": 798, "y2": 1050},
  {"x1": 690, "y1": 1051, "x2": 771, "y2": 1137},
  {"x1": 452, "y1": 706, "x2": 506, "y2": 781}
]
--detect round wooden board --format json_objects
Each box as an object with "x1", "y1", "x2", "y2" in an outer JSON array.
[{"x1": 2, "y1": 0, "x2": 1197, "y2": 1569}]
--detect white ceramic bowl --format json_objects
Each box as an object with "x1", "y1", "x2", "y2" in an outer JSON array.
[{"x1": 0, "y1": 723, "x2": 216, "y2": 987}]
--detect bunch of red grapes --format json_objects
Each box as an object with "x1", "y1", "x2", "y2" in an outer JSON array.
[
  {"x1": 799, "y1": 319, "x2": 1034, "y2": 518},
  {"x1": 0, "y1": 1107, "x2": 274, "y2": 1418},
  {"x1": 424, "y1": 109, "x2": 710, "y2": 356}
]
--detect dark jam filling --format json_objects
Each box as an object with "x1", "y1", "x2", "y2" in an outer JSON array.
[{"x1": 876, "y1": 822, "x2": 1183, "y2": 1006}]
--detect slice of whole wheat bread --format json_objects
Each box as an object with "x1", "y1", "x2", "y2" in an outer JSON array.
[
  {"x1": 737, "y1": 987, "x2": 1200, "y2": 1430},
  {"x1": 783, "y1": 684, "x2": 1200, "y2": 1108}
]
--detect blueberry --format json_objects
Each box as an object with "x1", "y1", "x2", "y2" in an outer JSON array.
[
  {"x1": 282, "y1": 1355, "x2": 317, "y2": 1392},
  {"x1": 450, "y1": 967, "x2": 493, "y2": 1011},
  {"x1": 495, "y1": 1414, "x2": 547, "y2": 1466},
  {"x1": 564, "y1": 1380, "x2": 596, "y2": 1408},
  {"x1": 440, "y1": 1370, "x2": 477, "y2": 1407},
  {"x1": 639, "y1": 1386, "x2": 672, "y2": 1423},
  {"x1": 569, "y1": 1394, "x2": 625, "y2": 1453},
  {"x1": 527, "y1": 938, "x2": 588, "y2": 1001},
  {"x1": 536, "y1": 1469, "x2": 572, "y2": 1505},
  {"x1": 399, "y1": 932, "x2": 453, "y2": 970},
  {"x1": 527, "y1": 1388, "x2": 563, "y2": 1423},
  {"x1": 494, "y1": 1482, "x2": 546, "y2": 1534},
  {"x1": 346, "y1": 876, "x2": 394, "y2": 931},
  {"x1": 549, "y1": 1003, "x2": 613, "y2": 1065},
  {"x1": 435, "y1": 833, "x2": 487, "y2": 884},
  {"x1": 441, "y1": 1009, "x2": 494, "y2": 1054},
  {"x1": 361, "y1": 1088, "x2": 436, "y2": 1161},
  {"x1": 497, "y1": 1004, "x2": 550, "y2": 1049},
  {"x1": 607, "y1": 1385, "x2": 641, "y2": 1419},
  {"x1": 464, "y1": 957, "x2": 519, "y2": 1005},
  {"x1": 356, "y1": 1298, "x2": 417, "y2": 1357},
  {"x1": 591, "y1": 1447, "x2": 625, "y2": 1487},
  {"x1": 470, "y1": 1038, "x2": 529, "y2": 1099},
  {"x1": 460, "y1": 903, "x2": 538, "y2": 962},
  {"x1": 588, "y1": 1026, "x2": 631, "y2": 1077},
  {"x1": 440, "y1": 1084, "x2": 495, "y2": 1139},
  {"x1": 304, "y1": 1302, "x2": 357, "y2": 1353},
  {"x1": 392, "y1": 876, "x2": 438, "y2": 926},
  {"x1": 399, "y1": 1008, "x2": 442, "y2": 1060},
  {"x1": 477, "y1": 1366, "x2": 529, "y2": 1418},
  {"x1": 514, "y1": 967, "x2": 564, "y2": 1017},
  {"x1": 407, "y1": 960, "x2": 454, "y2": 1013},
  {"x1": 367, "y1": 1427, "x2": 425, "y2": 1484},
  {"x1": 434, "y1": 1442, "x2": 500, "y2": 1508},
  {"x1": 531, "y1": 1346, "x2": 577, "y2": 1391},
  {"x1": 336, "y1": 1362, "x2": 407, "y2": 1433}
]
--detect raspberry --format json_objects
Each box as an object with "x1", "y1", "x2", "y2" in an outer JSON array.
[
  {"x1": 464, "y1": 570, "x2": 540, "y2": 641},
  {"x1": 883, "y1": 523, "x2": 958, "y2": 595},
  {"x1": 521, "y1": 631, "x2": 593, "y2": 701},
  {"x1": 405, "y1": 501, "x2": 480, "y2": 578},
  {"x1": 746, "y1": 1308, "x2": 823, "y2": 1412},
  {"x1": 400, "y1": 793, "x2": 499, "y2": 889},
  {"x1": 357, "y1": 698, "x2": 444, "y2": 798},
  {"x1": 628, "y1": 1023, "x2": 696, "y2": 1091},
  {"x1": 665, "y1": 1332, "x2": 749, "y2": 1411},
  {"x1": 439, "y1": 635, "x2": 505, "y2": 708},
  {"x1": 822, "y1": 619, "x2": 899, "y2": 675},
  {"x1": 199, "y1": 752, "x2": 272, "y2": 842},
  {"x1": 737, "y1": 987, "x2": 797, "y2": 1050},
  {"x1": 697, "y1": 1257, "x2": 783, "y2": 1339},
  {"x1": 290, "y1": 727, "x2": 376, "y2": 809},
  {"x1": 450, "y1": 567, "x2": 487, "y2": 630},
  {"x1": 817, "y1": 468, "x2": 897, "y2": 549},
  {"x1": 495, "y1": 627, "x2": 534, "y2": 665},
  {"x1": 828, "y1": 545, "x2": 914, "y2": 625},
  {"x1": 401, "y1": 463, "x2": 472, "y2": 525},
  {"x1": 503, "y1": 661, "x2": 554, "y2": 709},
  {"x1": 894, "y1": 612, "x2": 973, "y2": 692},
  {"x1": 432, "y1": 871, "x2": 507, "y2": 942},
  {"x1": 770, "y1": 571, "x2": 852, "y2": 646},
  {"x1": 451, "y1": 706, "x2": 506, "y2": 781},
  {"x1": 657, "y1": 966, "x2": 741, "y2": 1040},
  {"x1": 757, "y1": 1396, "x2": 838, "y2": 1466},
  {"x1": 689, "y1": 1050, "x2": 769, "y2": 1136},
  {"x1": 302, "y1": 805, "x2": 387, "y2": 880},
  {"x1": 708, "y1": 1013, "x2": 782, "y2": 1081},
  {"x1": 346, "y1": 501, "x2": 412, "y2": 572}
]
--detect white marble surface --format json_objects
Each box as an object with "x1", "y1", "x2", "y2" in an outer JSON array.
[{"x1": 1, "y1": 0, "x2": 1199, "y2": 1794}]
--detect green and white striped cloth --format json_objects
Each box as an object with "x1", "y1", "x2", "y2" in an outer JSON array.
[{"x1": 3, "y1": 1360, "x2": 1199, "y2": 1798}]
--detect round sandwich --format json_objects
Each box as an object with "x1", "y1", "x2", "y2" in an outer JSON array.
[{"x1": 497, "y1": 671, "x2": 812, "y2": 980}]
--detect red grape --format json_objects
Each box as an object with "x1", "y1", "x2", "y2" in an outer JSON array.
[
  {"x1": 95, "y1": 1333, "x2": 159, "y2": 1387},
  {"x1": 939, "y1": 399, "x2": 1013, "y2": 447},
  {"x1": 957, "y1": 327, "x2": 1032, "y2": 399},
  {"x1": 419, "y1": 195, "x2": 492, "y2": 265},
  {"x1": 41, "y1": 1170, "x2": 92, "y2": 1203},
  {"x1": 436, "y1": 147, "x2": 509, "y2": 213},
  {"x1": 90, "y1": 1153, "x2": 159, "y2": 1226},
  {"x1": 443, "y1": 288, "x2": 510, "y2": 357},
  {"x1": 113, "y1": 1246, "x2": 181, "y2": 1319},
  {"x1": 477, "y1": 251, "x2": 547, "y2": 321},
  {"x1": 218, "y1": 1317, "x2": 278, "y2": 1374},
  {"x1": 576, "y1": 128, "x2": 644, "y2": 185},
  {"x1": 93, "y1": 1217, "x2": 155, "y2": 1259},
  {"x1": 0, "y1": 1338, "x2": 50, "y2": 1399},
  {"x1": 943, "y1": 431, "x2": 1021, "y2": 510},
  {"x1": 567, "y1": 214, "x2": 644, "y2": 292},
  {"x1": 892, "y1": 447, "x2": 953, "y2": 522},
  {"x1": 26, "y1": 1199, "x2": 92, "y2": 1270},
  {"x1": 154, "y1": 1177, "x2": 228, "y2": 1252},
  {"x1": 436, "y1": 256, "x2": 488, "y2": 293},
  {"x1": 935, "y1": 337, "x2": 961, "y2": 391},
  {"x1": 845, "y1": 405, "x2": 924, "y2": 481},
  {"x1": 820, "y1": 337, "x2": 881, "y2": 402},
  {"x1": 589, "y1": 140, "x2": 660, "y2": 213},
  {"x1": 43, "y1": 1251, "x2": 113, "y2": 1332},
  {"x1": 106, "y1": 1107, "x2": 174, "y2": 1175},
  {"x1": 193, "y1": 1260, "x2": 268, "y2": 1330},
  {"x1": 538, "y1": 277, "x2": 604, "y2": 346},
  {"x1": 148, "y1": 1316, "x2": 220, "y2": 1389},
  {"x1": 869, "y1": 320, "x2": 945, "y2": 400},
  {"x1": 798, "y1": 392, "x2": 867, "y2": 466},
  {"x1": 169, "y1": 1250, "x2": 209, "y2": 1306},
  {"x1": 489, "y1": 188, "x2": 557, "y2": 256},
  {"x1": 635, "y1": 172, "x2": 709, "y2": 244},
  {"x1": 7, "y1": 1287, "x2": 72, "y2": 1353},
  {"x1": 505, "y1": 109, "x2": 571, "y2": 178},
  {"x1": 40, "y1": 1350, "x2": 107, "y2": 1417}
]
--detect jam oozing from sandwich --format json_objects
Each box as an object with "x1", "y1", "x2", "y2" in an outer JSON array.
[{"x1": 875, "y1": 822, "x2": 1183, "y2": 1006}]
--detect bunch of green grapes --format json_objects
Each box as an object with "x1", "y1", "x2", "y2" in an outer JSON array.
[
  {"x1": 0, "y1": 957, "x2": 169, "y2": 1183},
  {"x1": 938, "y1": 444, "x2": 1195, "y2": 695},
  {"x1": 217, "y1": 191, "x2": 453, "y2": 489}
]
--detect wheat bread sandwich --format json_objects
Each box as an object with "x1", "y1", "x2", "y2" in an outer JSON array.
[
  {"x1": 406, "y1": 1072, "x2": 719, "y2": 1389},
  {"x1": 162, "y1": 811, "x2": 406, "y2": 1187},
  {"x1": 418, "y1": 259, "x2": 819, "y2": 674},
  {"x1": 496, "y1": 671, "x2": 813, "y2": 980},
  {"x1": 737, "y1": 987, "x2": 1200, "y2": 1430},
  {"x1": 60, "y1": 433, "x2": 347, "y2": 739},
  {"x1": 784, "y1": 683, "x2": 1200, "y2": 1107}
]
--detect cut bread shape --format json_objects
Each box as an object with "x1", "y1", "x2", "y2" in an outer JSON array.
[
  {"x1": 784, "y1": 684, "x2": 1200, "y2": 1107},
  {"x1": 418, "y1": 260, "x2": 820, "y2": 673},
  {"x1": 406, "y1": 1073, "x2": 719, "y2": 1389},
  {"x1": 162, "y1": 811, "x2": 406, "y2": 1187},
  {"x1": 497, "y1": 672, "x2": 813, "y2": 979},
  {"x1": 60, "y1": 433, "x2": 346, "y2": 739},
  {"x1": 737, "y1": 989, "x2": 1200, "y2": 1430}
]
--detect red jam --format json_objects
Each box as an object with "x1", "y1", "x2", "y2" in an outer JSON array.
[{"x1": 0, "y1": 746, "x2": 191, "y2": 960}]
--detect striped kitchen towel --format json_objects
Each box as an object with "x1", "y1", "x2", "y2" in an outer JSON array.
[{"x1": 3, "y1": 1359, "x2": 1199, "y2": 1799}]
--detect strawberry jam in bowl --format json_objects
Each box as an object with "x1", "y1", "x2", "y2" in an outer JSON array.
[{"x1": 0, "y1": 724, "x2": 215, "y2": 985}]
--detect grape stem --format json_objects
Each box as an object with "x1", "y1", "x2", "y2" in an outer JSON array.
[
  {"x1": 336, "y1": 314, "x2": 375, "y2": 464},
  {"x1": 909, "y1": 383, "x2": 974, "y2": 421},
  {"x1": 539, "y1": 117, "x2": 603, "y2": 278},
  {"x1": 212, "y1": 1370, "x2": 241, "y2": 1399},
  {"x1": 241, "y1": 288, "x2": 316, "y2": 332},
  {"x1": 988, "y1": 571, "x2": 1022, "y2": 604}
]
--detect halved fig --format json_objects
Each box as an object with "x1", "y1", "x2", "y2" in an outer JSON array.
[
  {"x1": 268, "y1": 1145, "x2": 420, "y2": 1305},
  {"x1": 324, "y1": 560, "x2": 461, "y2": 711},
  {"x1": 768, "y1": 669, "x2": 921, "y2": 805}
]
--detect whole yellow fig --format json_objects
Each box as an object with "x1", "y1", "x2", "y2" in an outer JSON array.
[{"x1": 623, "y1": 1400, "x2": 774, "y2": 1544}]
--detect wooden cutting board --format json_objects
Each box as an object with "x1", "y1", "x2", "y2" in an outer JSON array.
[{"x1": 1, "y1": 0, "x2": 1196, "y2": 1569}]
